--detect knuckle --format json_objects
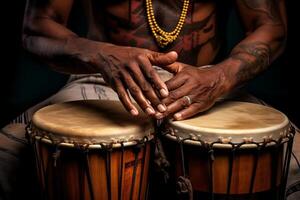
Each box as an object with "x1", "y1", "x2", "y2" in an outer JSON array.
[
  {"x1": 129, "y1": 86, "x2": 140, "y2": 94},
  {"x1": 140, "y1": 81, "x2": 150, "y2": 92},
  {"x1": 151, "y1": 52, "x2": 161, "y2": 58},
  {"x1": 137, "y1": 100, "x2": 149, "y2": 109},
  {"x1": 123, "y1": 77, "x2": 132, "y2": 85},
  {"x1": 144, "y1": 49, "x2": 152, "y2": 55},
  {"x1": 136, "y1": 54, "x2": 146, "y2": 61},
  {"x1": 127, "y1": 61, "x2": 137, "y2": 70},
  {"x1": 169, "y1": 92, "x2": 178, "y2": 101},
  {"x1": 146, "y1": 69, "x2": 156, "y2": 80},
  {"x1": 127, "y1": 50, "x2": 135, "y2": 59}
]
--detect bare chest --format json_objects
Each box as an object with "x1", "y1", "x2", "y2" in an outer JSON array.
[{"x1": 90, "y1": 0, "x2": 219, "y2": 65}]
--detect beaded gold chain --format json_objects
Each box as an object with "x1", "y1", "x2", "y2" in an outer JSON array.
[{"x1": 145, "y1": 0, "x2": 190, "y2": 48}]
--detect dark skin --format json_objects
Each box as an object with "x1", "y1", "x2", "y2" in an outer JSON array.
[{"x1": 22, "y1": 0, "x2": 286, "y2": 120}]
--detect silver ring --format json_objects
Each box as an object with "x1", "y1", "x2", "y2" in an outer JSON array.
[{"x1": 183, "y1": 95, "x2": 192, "y2": 106}]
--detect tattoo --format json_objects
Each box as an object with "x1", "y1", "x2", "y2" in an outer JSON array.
[
  {"x1": 102, "y1": 0, "x2": 219, "y2": 66},
  {"x1": 230, "y1": 42, "x2": 271, "y2": 83},
  {"x1": 241, "y1": 0, "x2": 280, "y2": 21},
  {"x1": 104, "y1": 0, "x2": 156, "y2": 49},
  {"x1": 171, "y1": 8, "x2": 218, "y2": 65}
]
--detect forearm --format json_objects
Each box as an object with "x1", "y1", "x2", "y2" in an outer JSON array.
[
  {"x1": 216, "y1": 23, "x2": 286, "y2": 92},
  {"x1": 22, "y1": 4, "x2": 114, "y2": 74},
  {"x1": 23, "y1": 33, "x2": 112, "y2": 74},
  {"x1": 213, "y1": 0, "x2": 288, "y2": 92}
]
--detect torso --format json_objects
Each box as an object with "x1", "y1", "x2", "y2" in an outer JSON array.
[{"x1": 86, "y1": 0, "x2": 224, "y2": 66}]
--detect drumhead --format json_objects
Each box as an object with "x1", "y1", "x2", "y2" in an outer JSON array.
[
  {"x1": 165, "y1": 101, "x2": 290, "y2": 145},
  {"x1": 31, "y1": 100, "x2": 154, "y2": 147}
]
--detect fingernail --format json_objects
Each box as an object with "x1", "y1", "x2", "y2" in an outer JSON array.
[
  {"x1": 157, "y1": 104, "x2": 167, "y2": 112},
  {"x1": 155, "y1": 113, "x2": 164, "y2": 119},
  {"x1": 130, "y1": 109, "x2": 138, "y2": 116},
  {"x1": 174, "y1": 113, "x2": 182, "y2": 120},
  {"x1": 146, "y1": 107, "x2": 155, "y2": 115},
  {"x1": 160, "y1": 88, "x2": 169, "y2": 97}
]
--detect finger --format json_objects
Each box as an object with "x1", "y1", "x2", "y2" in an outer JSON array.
[
  {"x1": 137, "y1": 55, "x2": 169, "y2": 97},
  {"x1": 165, "y1": 74, "x2": 186, "y2": 92},
  {"x1": 162, "y1": 84, "x2": 190, "y2": 105},
  {"x1": 148, "y1": 51, "x2": 178, "y2": 66},
  {"x1": 113, "y1": 78, "x2": 139, "y2": 116},
  {"x1": 159, "y1": 62, "x2": 184, "y2": 74},
  {"x1": 156, "y1": 95, "x2": 192, "y2": 119},
  {"x1": 121, "y1": 71, "x2": 156, "y2": 116},
  {"x1": 128, "y1": 62, "x2": 167, "y2": 112},
  {"x1": 173, "y1": 102, "x2": 214, "y2": 120}
]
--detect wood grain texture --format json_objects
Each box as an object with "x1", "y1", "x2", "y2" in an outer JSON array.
[{"x1": 34, "y1": 142, "x2": 151, "y2": 200}]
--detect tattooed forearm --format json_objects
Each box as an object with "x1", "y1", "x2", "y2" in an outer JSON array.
[
  {"x1": 241, "y1": 0, "x2": 280, "y2": 21},
  {"x1": 230, "y1": 42, "x2": 271, "y2": 83},
  {"x1": 218, "y1": 0, "x2": 286, "y2": 90}
]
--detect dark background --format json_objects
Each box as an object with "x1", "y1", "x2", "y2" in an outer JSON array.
[{"x1": 1, "y1": 0, "x2": 299, "y2": 128}]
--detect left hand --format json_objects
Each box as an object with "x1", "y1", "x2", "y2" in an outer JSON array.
[{"x1": 156, "y1": 63, "x2": 229, "y2": 120}]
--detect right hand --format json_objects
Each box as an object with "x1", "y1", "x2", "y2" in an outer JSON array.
[{"x1": 72, "y1": 39, "x2": 178, "y2": 116}]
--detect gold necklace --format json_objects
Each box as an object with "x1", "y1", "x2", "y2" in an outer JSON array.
[{"x1": 145, "y1": 0, "x2": 190, "y2": 48}]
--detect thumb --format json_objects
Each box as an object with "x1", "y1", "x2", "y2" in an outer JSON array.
[
  {"x1": 148, "y1": 51, "x2": 178, "y2": 66},
  {"x1": 159, "y1": 62, "x2": 183, "y2": 74}
]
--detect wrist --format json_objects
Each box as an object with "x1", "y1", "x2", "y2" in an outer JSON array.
[
  {"x1": 63, "y1": 36, "x2": 116, "y2": 71},
  {"x1": 213, "y1": 58, "x2": 241, "y2": 94}
]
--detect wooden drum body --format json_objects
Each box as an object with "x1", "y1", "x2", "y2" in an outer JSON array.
[
  {"x1": 27, "y1": 100, "x2": 154, "y2": 200},
  {"x1": 162, "y1": 101, "x2": 295, "y2": 200}
]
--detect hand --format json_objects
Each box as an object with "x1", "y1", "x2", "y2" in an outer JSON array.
[
  {"x1": 156, "y1": 63, "x2": 228, "y2": 120},
  {"x1": 73, "y1": 40, "x2": 178, "y2": 116}
]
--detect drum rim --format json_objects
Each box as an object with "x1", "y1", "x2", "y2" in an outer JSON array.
[
  {"x1": 162, "y1": 131, "x2": 292, "y2": 149},
  {"x1": 29, "y1": 100, "x2": 155, "y2": 148},
  {"x1": 163, "y1": 101, "x2": 291, "y2": 146},
  {"x1": 27, "y1": 125, "x2": 154, "y2": 149}
]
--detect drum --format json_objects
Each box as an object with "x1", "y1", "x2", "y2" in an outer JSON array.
[
  {"x1": 161, "y1": 101, "x2": 295, "y2": 200},
  {"x1": 26, "y1": 100, "x2": 154, "y2": 200}
]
